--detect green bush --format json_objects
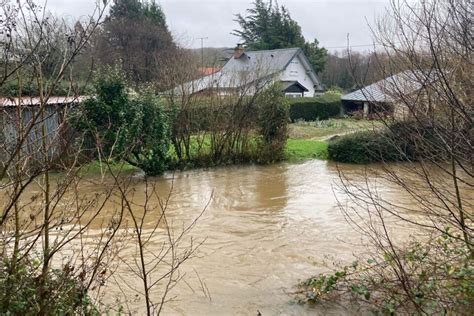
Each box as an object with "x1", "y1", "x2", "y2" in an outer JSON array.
[
  {"x1": 71, "y1": 67, "x2": 171, "y2": 176},
  {"x1": 327, "y1": 131, "x2": 404, "y2": 164},
  {"x1": 297, "y1": 232, "x2": 473, "y2": 314},
  {"x1": 327, "y1": 121, "x2": 449, "y2": 164},
  {"x1": 0, "y1": 258, "x2": 98, "y2": 314},
  {"x1": 289, "y1": 92, "x2": 342, "y2": 122},
  {"x1": 256, "y1": 84, "x2": 290, "y2": 162}
]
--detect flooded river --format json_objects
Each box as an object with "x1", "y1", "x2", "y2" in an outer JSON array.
[
  {"x1": 84, "y1": 160, "x2": 417, "y2": 315},
  {"x1": 3, "y1": 160, "x2": 426, "y2": 315}
]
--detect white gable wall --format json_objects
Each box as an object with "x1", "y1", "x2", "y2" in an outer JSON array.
[{"x1": 279, "y1": 53, "x2": 316, "y2": 97}]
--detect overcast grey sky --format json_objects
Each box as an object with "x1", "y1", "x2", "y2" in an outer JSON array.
[{"x1": 47, "y1": 0, "x2": 391, "y2": 51}]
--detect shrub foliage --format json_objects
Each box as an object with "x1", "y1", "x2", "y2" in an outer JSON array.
[
  {"x1": 71, "y1": 71, "x2": 291, "y2": 173},
  {"x1": 327, "y1": 121, "x2": 448, "y2": 164},
  {"x1": 71, "y1": 67, "x2": 171, "y2": 175},
  {"x1": 166, "y1": 83, "x2": 290, "y2": 168},
  {"x1": 0, "y1": 258, "x2": 97, "y2": 314},
  {"x1": 256, "y1": 84, "x2": 290, "y2": 162},
  {"x1": 327, "y1": 131, "x2": 401, "y2": 164},
  {"x1": 289, "y1": 92, "x2": 341, "y2": 122},
  {"x1": 297, "y1": 232, "x2": 474, "y2": 314}
]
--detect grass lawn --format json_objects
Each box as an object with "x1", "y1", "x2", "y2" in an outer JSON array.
[
  {"x1": 289, "y1": 118, "x2": 383, "y2": 140},
  {"x1": 285, "y1": 139, "x2": 328, "y2": 161},
  {"x1": 284, "y1": 118, "x2": 382, "y2": 162}
]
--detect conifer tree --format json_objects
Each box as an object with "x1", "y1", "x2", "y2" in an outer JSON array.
[{"x1": 233, "y1": 0, "x2": 327, "y2": 73}]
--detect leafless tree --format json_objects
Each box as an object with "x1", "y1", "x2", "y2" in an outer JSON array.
[
  {"x1": 300, "y1": 1, "x2": 472, "y2": 313},
  {"x1": 351, "y1": 0, "x2": 473, "y2": 252},
  {"x1": 320, "y1": 50, "x2": 389, "y2": 91},
  {"x1": 162, "y1": 57, "x2": 285, "y2": 165},
  {"x1": 0, "y1": 1, "x2": 206, "y2": 314}
]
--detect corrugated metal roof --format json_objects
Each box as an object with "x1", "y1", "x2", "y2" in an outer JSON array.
[
  {"x1": 0, "y1": 96, "x2": 86, "y2": 107},
  {"x1": 341, "y1": 71, "x2": 427, "y2": 103}
]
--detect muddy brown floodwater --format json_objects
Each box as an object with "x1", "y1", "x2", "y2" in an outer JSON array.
[
  {"x1": 1, "y1": 160, "x2": 423, "y2": 314},
  {"x1": 70, "y1": 159, "x2": 421, "y2": 316}
]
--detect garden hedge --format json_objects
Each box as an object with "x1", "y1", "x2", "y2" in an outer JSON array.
[
  {"x1": 327, "y1": 131, "x2": 403, "y2": 164},
  {"x1": 289, "y1": 94, "x2": 342, "y2": 122},
  {"x1": 327, "y1": 121, "x2": 448, "y2": 164}
]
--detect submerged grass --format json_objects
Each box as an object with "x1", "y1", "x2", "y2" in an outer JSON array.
[{"x1": 80, "y1": 160, "x2": 139, "y2": 176}]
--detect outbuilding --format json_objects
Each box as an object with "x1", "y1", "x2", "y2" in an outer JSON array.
[
  {"x1": 341, "y1": 71, "x2": 427, "y2": 119},
  {"x1": 0, "y1": 96, "x2": 84, "y2": 165}
]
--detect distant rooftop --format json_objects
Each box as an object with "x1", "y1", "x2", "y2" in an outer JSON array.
[
  {"x1": 222, "y1": 47, "x2": 301, "y2": 75},
  {"x1": 341, "y1": 70, "x2": 432, "y2": 103},
  {"x1": 173, "y1": 47, "x2": 321, "y2": 94}
]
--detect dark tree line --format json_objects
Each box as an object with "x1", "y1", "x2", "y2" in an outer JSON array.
[{"x1": 320, "y1": 50, "x2": 389, "y2": 91}]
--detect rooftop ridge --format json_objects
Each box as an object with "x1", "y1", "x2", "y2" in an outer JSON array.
[{"x1": 244, "y1": 47, "x2": 301, "y2": 53}]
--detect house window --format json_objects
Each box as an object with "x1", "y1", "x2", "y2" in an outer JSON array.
[{"x1": 285, "y1": 93, "x2": 303, "y2": 98}]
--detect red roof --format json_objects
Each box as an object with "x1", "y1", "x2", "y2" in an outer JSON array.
[{"x1": 198, "y1": 67, "x2": 220, "y2": 76}]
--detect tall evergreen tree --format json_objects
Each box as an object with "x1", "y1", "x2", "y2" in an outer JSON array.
[
  {"x1": 95, "y1": 0, "x2": 176, "y2": 84},
  {"x1": 109, "y1": 0, "x2": 143, "y2": 19},
  {"x1": 233, "y1": 0, "x2": 327, "y2": 73}
]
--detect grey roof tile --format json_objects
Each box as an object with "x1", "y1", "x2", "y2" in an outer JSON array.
[
  {"x1": 341, "y1": 70, "x2": 428, "y2": 102},
  {"x1": 222, "y1": 48, "x2": 300, "y2": 74},
  {"x1": 172, "y1": 48, "x2": 315, "y2": 94}
]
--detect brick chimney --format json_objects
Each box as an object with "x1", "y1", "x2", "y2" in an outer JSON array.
[{"x1": 234, "y1": 44, "x2": 245, "y2": 59}]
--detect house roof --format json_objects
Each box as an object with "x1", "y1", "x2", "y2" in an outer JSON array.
[
  {"x1": 223, "y1": 47, "x2": 300, "y2": 74},
  {"x1": 198, "y1": 67, "x2": 220, "y2": 76},
  {"x1": 171, "y1": 47, "x2": 321, "y2": 95},
  {"x1": 0, "y1": 96, "x2": 86, "y2": 107},
  {"x1": 341, "y1": 70, "x2": 429, "y2": 103}
]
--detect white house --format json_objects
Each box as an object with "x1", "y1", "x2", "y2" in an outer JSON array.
[{"x1": 171, "y1": 45, "x2": 323, "y2": 98}]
